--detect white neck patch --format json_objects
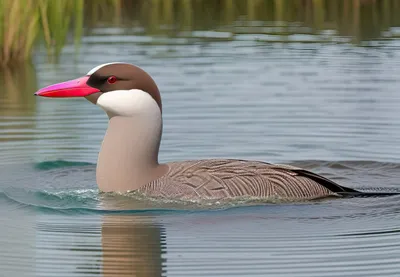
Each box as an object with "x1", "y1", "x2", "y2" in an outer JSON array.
[
  {"x1": 86, "y1": 62, "x2": 131, "y2": 75},
  {"x1": 96, "y1": 89, "x2": 161, "y2": 119}
]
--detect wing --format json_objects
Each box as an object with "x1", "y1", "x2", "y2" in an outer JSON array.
[{"x1": 140, "y1": 159, "x2": 358, "y2": 200}]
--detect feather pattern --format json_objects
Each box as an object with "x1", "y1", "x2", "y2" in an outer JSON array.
[{"x1": 138, "y1": 159, "x2": 353, "y2": 201}]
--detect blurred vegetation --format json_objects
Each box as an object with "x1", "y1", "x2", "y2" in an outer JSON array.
[
  {"x1": 0, "y1": 0, "x2": 120, "y2": 67},
  {"x1": 1, "y1": 0, "x2": 78, "y2": 67},
  {"x1": 1, "y1": 0, "x2": 400, "y2": 67},
  {"x1": 114, "y1": 0, "x2": 400, "y2": 42}
]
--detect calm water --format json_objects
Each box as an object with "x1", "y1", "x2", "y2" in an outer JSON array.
[{"x1": 2, "y1": 12, "x2": 400, "y2": 277}]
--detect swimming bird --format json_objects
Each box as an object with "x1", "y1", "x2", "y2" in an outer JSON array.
[{"x1": 34, "y1": 62, "x2": 374, "y2": 201}]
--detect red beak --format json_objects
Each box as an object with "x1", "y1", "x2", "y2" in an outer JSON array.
[{"x1": 34, "y1": 76, "x2": 100, "y2": 97}]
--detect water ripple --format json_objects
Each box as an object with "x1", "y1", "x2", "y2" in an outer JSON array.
[{"x1": 3, "y1": 18, "x2": 400, "y2": 276}]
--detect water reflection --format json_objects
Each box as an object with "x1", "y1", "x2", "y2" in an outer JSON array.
[
  {"x1": 101, "y1": 215, "x2": 165, "y2": 277},
  {"x1": 36, "y1": 214, "x2": 164, "y2": 277},
  {"x1": 85, "y1": 0, "x2": 400, "y2": 43},
  {"x1": 0, "y1": 63, "x2": 37, "y2": 117},
  {"x1": 0, "y1": 64, "x2": 39, "y2": 163}
]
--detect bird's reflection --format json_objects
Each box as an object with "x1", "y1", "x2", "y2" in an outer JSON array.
[{"x1": 101, "y1": 214, "x2": 166, "y2": 277}]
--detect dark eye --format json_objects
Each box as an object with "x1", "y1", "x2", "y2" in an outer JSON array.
[{"x1": 107, "y1": 76, "x2": 117, "y2": 84}]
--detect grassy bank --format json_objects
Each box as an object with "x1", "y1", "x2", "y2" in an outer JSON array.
[{"x1": 1, "y1": 0, "x2": 400, "y2": 67}]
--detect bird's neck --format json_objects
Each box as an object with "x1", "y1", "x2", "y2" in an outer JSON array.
[{"x1": 96, "y1": 115, "x2": 167, "y2": 192}]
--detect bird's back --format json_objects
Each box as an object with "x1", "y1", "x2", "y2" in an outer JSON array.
[{"x1": 138, "y1": 159, "x2": 351, "y2": 201}]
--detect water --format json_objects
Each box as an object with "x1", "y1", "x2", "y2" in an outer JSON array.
[{"x1": 2, "y1": 4, "x2": 400, "y2": 276}]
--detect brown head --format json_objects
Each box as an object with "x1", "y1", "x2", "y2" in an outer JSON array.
[
  {"x1": 35, "y1": 63, "x2": 168, "y2": 193},
  {"x1": 34, "y1": 62, "x2": 163, "y2": 117}
]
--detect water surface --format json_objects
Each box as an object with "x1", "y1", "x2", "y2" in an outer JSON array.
[{"x1": 2, "y1": 2, "x2": 400, "y2": 276}]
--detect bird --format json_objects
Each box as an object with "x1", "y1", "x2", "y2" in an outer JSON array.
[{"x1": 34, "y1": 62, "x2": 390, "y2": 201}]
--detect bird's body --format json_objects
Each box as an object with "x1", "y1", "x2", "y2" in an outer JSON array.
[
  {"x1": 34, "y1": 62, "x2": 392, "y2": 201},
  {"x1": 138, "y1": 159, "x2": 346, "y2": 200}
]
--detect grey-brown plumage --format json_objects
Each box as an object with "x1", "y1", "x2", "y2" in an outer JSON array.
[{"x1": 139, "y1": 159, "x2": 355, "y2": 201}]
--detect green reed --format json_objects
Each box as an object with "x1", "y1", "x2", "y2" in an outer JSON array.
[
  {"x1": 1, "y1": 0, "x2": 76, "y2": 66},
  {"x1": 0, "y1": 0, "x2": 121, "y2": 67}
]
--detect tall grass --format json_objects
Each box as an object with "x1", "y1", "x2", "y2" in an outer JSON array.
[
  {"x1": 0, "y1": 0, "x2": 83, "y2": 67},
  {"x1": 0, "y1": 0, "x2": 121, "y2": 68},
  {"x1": 1, "y1": 0, "x2": 41, "y2": 67}
]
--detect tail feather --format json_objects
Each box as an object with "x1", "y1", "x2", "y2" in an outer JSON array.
[
  {"x1": 294, "y1": 169, "x2": 359, "y2": 193},
  {"x1": 294, "y1": 169, "x2": 400, "y2": 197},
  {"x1": 338, "y1": 191, "x2": 400, "y2": 198}
]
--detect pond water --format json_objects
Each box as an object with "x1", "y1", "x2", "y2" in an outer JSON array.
[{"x1": 2, "y1": 3, "x2": 400, "y2": 276}]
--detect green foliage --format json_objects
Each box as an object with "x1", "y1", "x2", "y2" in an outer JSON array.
[
  {"x1": 0, "y1": 0, "x2": 121, "y2": 67},
  {"x1": 1, "y1": 0, "x2": 40, "y2": 66}
]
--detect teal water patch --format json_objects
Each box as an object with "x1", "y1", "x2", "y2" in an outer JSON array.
[
  {"x1": 34, "y1": 160, "x2": 95, "y2": 171},
  {"x1": 1, "y1": 188, "x2": 100, "y2": 210},
  {"x1": 34, "y1": 189, "x2": 100, "y2": 208}
]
